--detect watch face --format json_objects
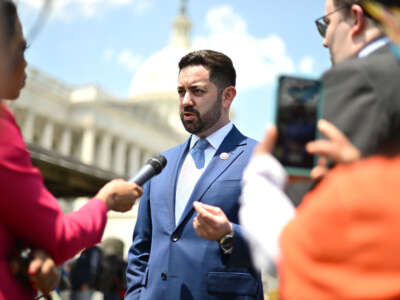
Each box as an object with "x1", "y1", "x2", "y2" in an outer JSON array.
[
  {"x1": 222, "y1": 237, "x2": 234, "y2": 249},
  {"x1": 220, "y1": 234, "x2": 234, "y2": 253}
]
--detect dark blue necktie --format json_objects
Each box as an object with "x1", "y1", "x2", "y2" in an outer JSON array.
[{"x1": 191, "y1": 139, "x2": 209, "y2": 169}]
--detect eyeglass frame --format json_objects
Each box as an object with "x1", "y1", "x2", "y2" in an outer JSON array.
[
  {"x1": 314, "y1": 1, "x2": 373, "y2": 38},
  {"x1": 314, "y1": 5, "x2": 350, "y2": 38}
]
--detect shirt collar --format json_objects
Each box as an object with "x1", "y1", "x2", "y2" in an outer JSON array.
[
  {"x1": 190, "y1": 122, "x2": 233, "y2": 151},
  {"x1": 358, "y1": 36, "x2": 390, "y2": 58}
]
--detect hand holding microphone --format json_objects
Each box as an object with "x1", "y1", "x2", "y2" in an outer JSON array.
[
  {"x1": 96, "y1": 179, "x2": 143, "y2": 212},
  {"x1": 96, "y1": 154, "x2": 167, "y2": 212}
]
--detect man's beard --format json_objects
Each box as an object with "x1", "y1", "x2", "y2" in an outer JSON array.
[{"x1": 180, "y1": 92, "x2": 223, "y2": 135}]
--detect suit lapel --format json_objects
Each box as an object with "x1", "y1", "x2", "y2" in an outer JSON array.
[
  {"x1": 174, "y1": 126, "x2": 247, "y2": 230},
  {"x1": 165, "y1": 139, "x2": 191, "y2": 231}
]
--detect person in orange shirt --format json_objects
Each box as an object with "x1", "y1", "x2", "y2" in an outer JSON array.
[{"x1": 280, "y1": 153, "x2": 400, "y2": 300}]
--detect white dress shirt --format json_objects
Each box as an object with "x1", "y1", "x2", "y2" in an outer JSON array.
[
  {"x1": 175, "y1": 122, "x2": 233, "y2": 225},
  {"x1": 239, "y1": 153, "x2": 295, "y2": 274}
]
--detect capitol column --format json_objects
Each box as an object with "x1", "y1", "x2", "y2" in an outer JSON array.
[
  {"x1": 128, "y1": 145, "x2": 141, "y2": 177},
  {"x1": 58, "y1": 127, "x2": 72, "y2": 156},
  {"x1": 22, "y1": 112, "x2": 35, "y2": 143},
  {"x1": 40, "y1": 119, "x2": 54, "y2": 150},
  {"x1": 114, "y1": 139, "x2": 127, "y2": 176},
  {"x1": 98, "y1": 133, "x2": 112, "y2": 170},
  {"x1": 81, "y1": 127, "x2": 95, "y2": 165}
]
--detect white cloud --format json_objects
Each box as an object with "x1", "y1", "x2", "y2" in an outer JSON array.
[
  {"x1": 118, "y1": 49, "x2": 143, "y2": 71},
  {"x1": 193, "y1": 5, "x2": 296, "y2": 90},
  {"x1": 19, "y1": 0, "x2": 153, "y2": 20},
  {"x1": 102, "y1": 48, "x2": 143, "y2": 72},
  {"x1": 299, "y1": 56, "x2": 315, "y2": 74}
]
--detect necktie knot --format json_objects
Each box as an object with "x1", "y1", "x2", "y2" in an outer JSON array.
[{"x1": 191, "y1": 138, "x2": 209, "y2": 169}]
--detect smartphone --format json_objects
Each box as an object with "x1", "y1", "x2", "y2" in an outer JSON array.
[{"x1": 273, "y1": 75, "x2": 323, "y2": 177}]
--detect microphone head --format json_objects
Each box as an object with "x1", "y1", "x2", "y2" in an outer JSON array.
[{"x1": 147, "y1": 154, "x2": 167, "y2": 174}]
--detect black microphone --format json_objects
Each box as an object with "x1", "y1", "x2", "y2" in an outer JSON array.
[{"x1": 129, "y1": 154, "x2": 167, "y2": 186}]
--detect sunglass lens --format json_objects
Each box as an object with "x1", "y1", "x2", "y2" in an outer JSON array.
[{"x1": 316, "y1": 21, "x2": 326, "y2": 38}]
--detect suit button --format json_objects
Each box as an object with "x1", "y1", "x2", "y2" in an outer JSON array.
[
  {"x1": 171, "y1": 234, "x2": 179, "y2": 242},
  {"x1": 161, "y1": 272, "x2": 167, "y2": 280}
]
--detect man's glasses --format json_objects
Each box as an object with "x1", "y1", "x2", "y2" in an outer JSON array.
[{"x1": 315, "y1": 5, "x2": 349, "y2": 38}]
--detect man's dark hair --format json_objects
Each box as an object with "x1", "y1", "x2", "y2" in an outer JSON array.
[
  {"x1": 334, "y1": 0, "x2": 399, "y2": 17},
  {"x1": 0, "y1": 0, "x2": 18, "y2": 44},
  {"x1": 333, "y1": 0, "x2": 365, "y2": 17},
  {"x1": 333, "y1": 0, "x2": 360, "y2": 7},
  {"x1": 178, "y1": 50, "x2": 236, "y2": 90}
]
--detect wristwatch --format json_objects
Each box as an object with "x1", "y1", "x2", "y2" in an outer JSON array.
[{"x1": 219, "y1": 229, "x2": 235, "y2": 255}]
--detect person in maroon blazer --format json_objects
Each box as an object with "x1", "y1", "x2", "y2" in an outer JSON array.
[{"x1": 0, "y1": 1, "x2": 142, "y2": 299}]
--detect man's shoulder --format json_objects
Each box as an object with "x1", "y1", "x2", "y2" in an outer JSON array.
[
  {"x1": 243, "y1": 136, "x2": 258, "y2": 152},
  {"x1": 361, "y1": 48, "x2": 400, "y2": 77},
  {"x1": 246, "y1": 136, "x2": 258, "y2": 146},
  {"x1": 323, "y1": 46, "x2": 399, "y2": 79},
  {"x1": 228, "y1": 130, "x2": 258, "y2": 160},
  {"x1": 322, "y1": 57, "x2": 363, "y2": 81},
  {"x1": 229, "y1": 125, "x2": 258, "y2": 146}
]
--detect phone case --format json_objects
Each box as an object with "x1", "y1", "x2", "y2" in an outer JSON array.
[{"x1": 273, "y1": 74, "x2": 324, "y2": 177}]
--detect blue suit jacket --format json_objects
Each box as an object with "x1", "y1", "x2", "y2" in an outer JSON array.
[{"x1": 125, "y1": 126, "x2": 263, "y2": 300}]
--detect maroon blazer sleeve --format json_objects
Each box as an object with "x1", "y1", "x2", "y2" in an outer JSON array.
[{"x1": 0, "y1": 105, "x2": 107, "y2": 264}]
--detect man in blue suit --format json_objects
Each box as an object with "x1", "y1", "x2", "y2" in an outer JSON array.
[{"x1": 125, "y1": 50, "x2": 263, "y2": 300}]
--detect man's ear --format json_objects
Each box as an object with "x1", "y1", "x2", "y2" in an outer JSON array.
[
  {"x1": 222, "y1": 86, "x2": 236, "y2": 109},
  {"x1": 350, "y1": 4, "x2": 366, "y2": 36}
]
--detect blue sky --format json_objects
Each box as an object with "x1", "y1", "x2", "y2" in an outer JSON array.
[{"x1": 18, "y1": 0, "x2": 331, "y2": 141}]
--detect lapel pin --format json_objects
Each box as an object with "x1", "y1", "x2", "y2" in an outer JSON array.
[{"x1": 220, "y1": 152, "x2": 229, "y2": 160}]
